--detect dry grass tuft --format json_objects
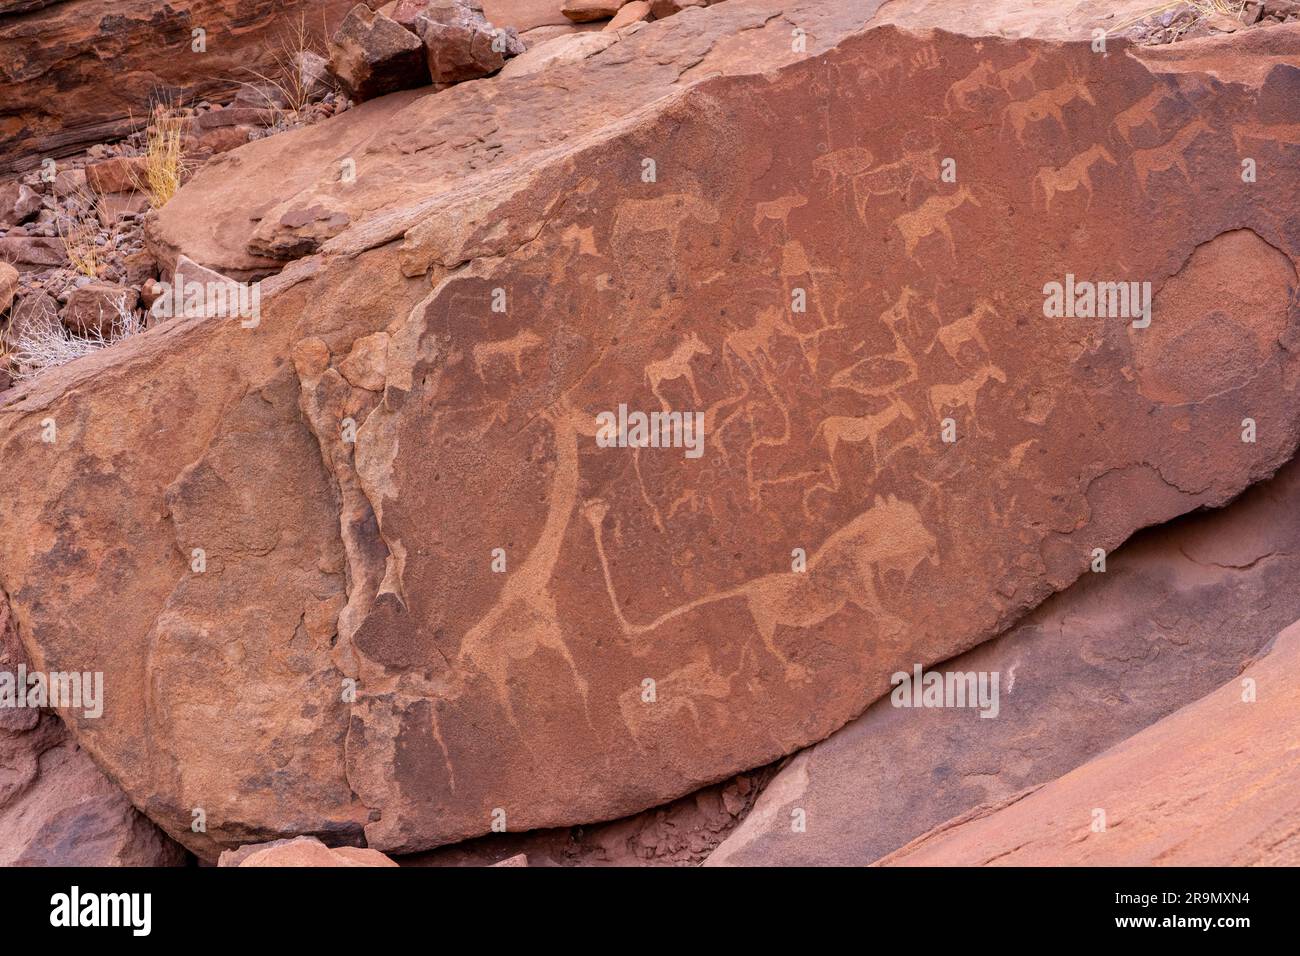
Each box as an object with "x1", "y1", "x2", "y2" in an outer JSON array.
[
  {"x1": 237, "y1": 12, "x2": 329, "y2": 125},
  {"x1": 130, "y1": 102, "x2": 190, "y2": 209},
  {"x1": 57, "y1": 189, "x2": 102, "y2": 278}
]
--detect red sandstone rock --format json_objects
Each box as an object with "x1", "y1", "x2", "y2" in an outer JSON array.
[
  {"x1": 399, "y1": 0, "x2": 525, "y2": 85},
  {"x1": 328, "y1": 4, "x2": 431, "y2": 101},
  {"x1": 218, "y1": 836, "x2": 397, "y2": 866},
  {"x1": 0, "y1": 0, "x2": 369, "y2": 175},
  {"x1": 85, "y1": 157, "x2": 146, "y2": 196},
  {"x1": 605, "y1": 1, "x2": 651, "y2": 31},
  {"x1": 0, "y1": 181, "x2": 43, "y2": 227},
  {"x1": 3, "y1": 1, "x2": 1300, "y2": 861},
  {"x1": 0, "y1": 599, "x2": 187, "y2": 867},
  {"x1": 876, "y1": 618, "x2": 1300, "y2": 866},
  {"x1": 0, "y1": 236, "x2": 64, "y2": 271},
  {"x1": 499, "y1": 30, "x2": 617, "y2": 77},
  {"x1": 481, "y1": 1, "x2": 576, "y2": 32},
  {"x1": 5, "y1": 292, "x2": 58, "y2": 343},
  {"x1": 649, "y1": 0, "x2": 707, "y2": 16},
  {"x1": 708, "y1": 455, "x2": 1300, "y2": 865},
  {"x1": 562, "y1": 0, "x2": 626, "y2": 23},
  {"x1": 61, "y1": 283, "x2": 139, "y2": 337}
]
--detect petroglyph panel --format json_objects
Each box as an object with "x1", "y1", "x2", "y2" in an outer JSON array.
[{"x1": 341, "y1": 30, "x2": 1300, "y2": 850}]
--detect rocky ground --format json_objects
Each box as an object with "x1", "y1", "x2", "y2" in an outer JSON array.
[{"x1": 1, "y1": 0, "x2": 1298, "y2": 867}]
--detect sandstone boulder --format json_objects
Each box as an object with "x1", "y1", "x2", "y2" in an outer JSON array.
[
  {"x1": 606, "y1": 1, "x2": 652, "y2": 31},
  {"x1": 876, "y1": 618, "x2": 1300, "y2": 866},
  {"x1": 0, "y1": 182, "x2": 43, "y2": 227},
  {"x1": 708, "y1": 455, "x2": 1300, "y2": 865},
  {"x1": 329, "y1": 4, "x2": 431, "y2": 101},
  {"x1": 649, "y1": 0, "x2": 707, "y2": 16},
  {"x1": 0, "y1": 237, "x2": 64, "y2": 271},
  {"x1": 481, "y1": 1, "x2": 576, "y2": 31},
  {"x1": 85, "y1": 157, "x2": 146, "y2": 196},
  {"x1": 398, "y1": 0, "x2": 526, "y2": 85},
  {"x1": 218, "y1": 835, "x2": 397, "y2": 866},
  {"x1": 3, "y1": 2, "x2": 1300, "y2": 860},
  {"x1": 0, "y1": 599, "x2": 187, "y2": 867},
  {"x1": 5, "y1": 292, "x2": 58, "y2": 343},
  {"x1": 61, "y1": 283, "x2": 139, "y2": 337},
  {"x1": 562, "y1": 1, "x2": 627, "y2": 23}
]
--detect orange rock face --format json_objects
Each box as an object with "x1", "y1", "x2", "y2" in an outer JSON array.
[
  {"x1": 876, "y1": 618, "x2": 1300, "y2": 866},
  {"x1": 1, "y1": 1, "x2": 1299, "y2": 860}
]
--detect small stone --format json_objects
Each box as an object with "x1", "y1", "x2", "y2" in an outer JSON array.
[
  {"x1": 85, "y1": 156, "x2": 147, "y2": 195},
  {"x1": 62, "y1": 282, "x2": 139, "y2": 337},
  {"x1": 0, "y1": 261, "x2": 18, "y2": 313},
  {"x1": 123, "y1": 250, "x2": 158, "y2": 286},
  {"x1": 563, "y1": 0, "x2": 627, "y2": 23},
  {"x1": 605, "y1": 0, "x2": 651, "y2": 30},
  {"x1": 0, "y1": 182, "x2": 44, "y2": 227}
]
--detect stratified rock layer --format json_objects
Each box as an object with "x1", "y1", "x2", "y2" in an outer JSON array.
[
  {"x1": 876, "y1": 618, "x2": 1300, "y2": 866},
  {"x1": 1, "y1": 2, "x2": 1299, "y2": 858},
  {"x1": 707, "y1": 455, "x2": 1300, "y2": 866},
  {"x1": 0, "y1": 0, "x2": 371, "y2": 173}
]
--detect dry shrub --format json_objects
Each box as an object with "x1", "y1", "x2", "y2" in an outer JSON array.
[
  {"x1": 10, "y1": 293, "x2": 143, "y2": 381},
  {"x1": 56, "y1": 189, "x2": 102, "y2": 278},
  {"x1": 237, "y1": 12, "x2": 330, "y2": 124}
]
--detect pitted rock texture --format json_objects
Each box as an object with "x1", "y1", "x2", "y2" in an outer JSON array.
[
  {"x1": 2, "y1": 3, "x2": 1300, "y2": 859},
  {"x1": 707, "y1": 455, "x2": 1300, "y2": 866},
  {"x1": 875, "y1": 618, "x2": 1300, "y2": 866},
  {"x1": 0, "y1": 0, "x2": 374, "y2": 174}
]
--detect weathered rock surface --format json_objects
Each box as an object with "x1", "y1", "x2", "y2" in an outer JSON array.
[
  {"x1": 3, "y1": 1, "x2": 1300, "y2": 860},
  {"x1": 498, "y1": 30, "x2": 618, "y2": 77},
  {"x1": 218, "y1": 835, "x2": 397, "y2": 867},
  {"x1": 0, "y1": 599, "x2": 187, "y2": 867},
  {"x1": 400, "y1": 0, "x2": 525, "y2": 86},
  {"x1": 708, "y1": 455, "x2": 1300, "y2": 866},
  {"x1": 0, "y1": 0, "x2": 372, "y2": 174},
  {"x1": 329, "y1": 4, "x2": 430, "y2": 101},
  {"x1": 876, "y1": 617, "x2": 1300, "y2": 866}
]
